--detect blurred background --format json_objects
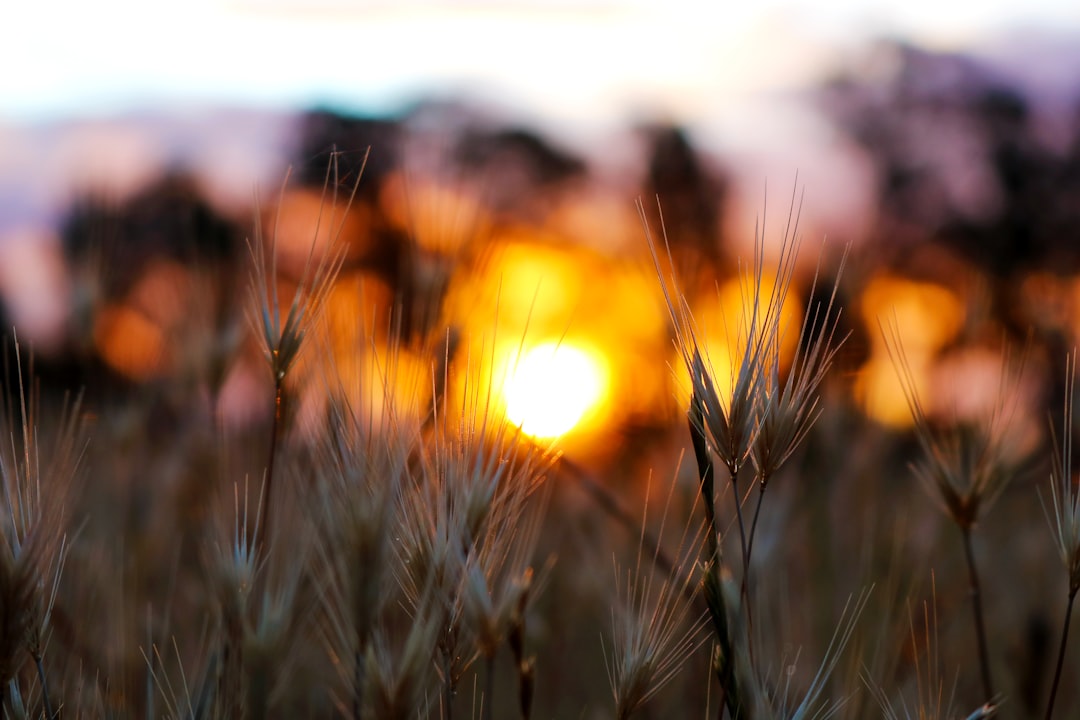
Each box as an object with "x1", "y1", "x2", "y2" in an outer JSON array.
[
  {"x1": 5, "y1": 0, "x2": 1080, "y2": 438},
  {"x1": 5, "y1": 0, "x2": 1080, "y2": 716}
]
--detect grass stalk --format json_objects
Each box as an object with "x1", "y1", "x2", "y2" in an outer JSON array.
[
  {"x1": 741, "y1": 484, "x2": 767, "y2": 631},
  {"x1": 256, "y1": 378, "x2": 284, "y2": 554},
  {"x1": 728, "y1": 467, "x2": 755, "y2": 641},
  {"x1": 33, "y1": 653, "x2": 54, "y2": 720},
  {"x1": 730, "y1": 470, "x2": 750, "y2": 581},
  {"x1": 690, "y1": 397, "x2": 745, "y2": 720},
  {"x1": 508, "y1": 582, "x2": 534, "y2": 720},
  {"x1": 1045, "y1": 586, "x2": 1077, "y2": 719},
  {"x1": 514, "y1": 658, "x2": 534, "y2": 720},
  {"x1": 961, "y1": 526, "x2": 994, "y2": 701},
  {"x1": 745, "y1": 485, "x2": 766, "y2": 572}
]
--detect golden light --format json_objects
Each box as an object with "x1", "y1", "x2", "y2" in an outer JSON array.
[
  {"x1": 379, "y1": 171, "x2": 490, "y2": 255},
  {"x1": 94, "y1": 304, "x2": 165, "y2": 381},
  {"x1": 860, "y1": 275, "x2": 964, "y2": 353},
  {"x1": 92, "y1": 260, "x2": 196, "y2": 381},
  {"x1": 440, "y1": 234, "x2": 593, "y2": 341},
  {"x1": 671, "y1": 272, "x2": 803, "y2": 408},
  {"x1": 503, "y1": 341, "x2": 608, "y2": 439},
  {"x1": 300, "y1": 272, "x2": 430, "y2": 431},
  {"x1": 268, "y1": 188, "x2": 373, "y2": 272},
  {"x1": 855, "y1": 274, "x2": 966, "y2": 427},
  {"x1": 856, "y1": 354, "x2": 930, "y2": 428},
  {"x1": 440, "y1": 234, "x2": 671, "y2": 442}
]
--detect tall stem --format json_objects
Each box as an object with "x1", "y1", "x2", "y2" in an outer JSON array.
[
  {"x1": 34, "y1": 653, "x2": 55, "y2": 720},
  {"x1": 745, "y1": 484, "x2": 766, "y2": 568},
  {"x1": 256, "y1": 379, "x2": 284, "y2": 553},
  {"x1": 729, "y1": 467, "x2": 754, "y2": 640},
  {"x1": 741, "y1": 485, "x2": 767, "y2": 617},
  {"x1": 689, "y1": 399, "x2": 747, "y2": 720},
  {"x1": 1045, "y1": 587, "x2": 1077, "y2": 720},
  {"x1": 508, "y1": 606, "x2": 533, "y2": 720},
  {"x1": 730, "y1": 469, "x2": 750, "y2": 575},
  {"x1": 961, "y1": 526, "x2": 994, "y2": 701}
]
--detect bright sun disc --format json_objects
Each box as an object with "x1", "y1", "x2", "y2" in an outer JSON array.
[{"x1": 503, "y1": 342, "x2": 606, "y2": 439}]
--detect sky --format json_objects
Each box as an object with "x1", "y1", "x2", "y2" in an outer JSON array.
[
  {"x1": 4, "y1": 0, "x2": 1079, "y2": 125},
  {"x1": 1, "y1": 0, "x2": 1079, "y2": 362}
]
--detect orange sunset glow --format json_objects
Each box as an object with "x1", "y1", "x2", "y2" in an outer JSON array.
[{"x1": 502, "y1": 340, "x2": 609, "y2": 438}]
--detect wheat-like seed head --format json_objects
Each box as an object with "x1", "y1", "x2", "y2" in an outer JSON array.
[
  {"x1": 882, "y1": 320, "x2": 1024, "y2": 531},
  {"x1": 0, "y1": 338, "x2": 86, "y2": 688},
  {"x1": 201, "y1": 472, "x2": 313, "y2": 717},
  {"x1": 247, "y1": 151, "x2": 366, "y2": 386},
  {"x1": 604, "y1": 470, "x2": 710, "y2": 720},
  {"x1": 643, "y1": 194, "x2": 811, "y2": 481},
  {"x1": 386, "y1": 338, "x2": 553, "y2": 705},
  {"x1": 207, "y1": 479, "x2": 264, "y2": 624},
  {"x1": 310, "y1": 385, "x2": 419, "y2": 707},
  {"x1": 863, "y1": 575, "x2": 971, "y2": 720},
  {"x1": 753, "y1": 241, "x2": 850, "y2": 487},
  {"x1": 782, "y1": 588, "x2": 872, "y2": 720},
  {"x1": 365, "y1": 602, "x2": 441, "y2": 720},
  {"x1": 242, "y1": 557, "x2": 310, "y2": 717}
]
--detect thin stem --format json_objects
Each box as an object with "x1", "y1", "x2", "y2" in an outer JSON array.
[
  {"x1": 516, "y1": 661, "x2": 533, "y2": 720},
  {"x1": 729, "y1": 468, "x2": 755, "y2": 639},
  {"x1": 961, "y1": 526, "x2": 994, "y2": 701},
  {"x1": 34, "y1": 653, "x2": 54, "y2": 720},
  {"x1": 745, "y1": 484, "x2": 766, "y2": 571},
  {"x1": 730, "y1": 470, "x2": 751, "y2": 577},
  {"x1": 508, "y1": 611, "x2": 533, "y2": 720},
  {"x1": 1045, "y1": 587, "x2": 1077, "y2": 720},
  {"x1": 256, "y1": 379, "x2": 284, "y2": 554},
  {"x1": 690, "y1": 401, "x2": 746, "y2": 720},
  {"x1": 741, "y1": 485, "x2": 767, "y2": 616}
]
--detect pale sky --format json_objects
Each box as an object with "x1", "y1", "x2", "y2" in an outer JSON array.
[{"x1": 3, "y1": 0, "x2": 1079, "y2": 124}]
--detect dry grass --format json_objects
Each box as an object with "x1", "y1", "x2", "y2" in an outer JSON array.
[{"x1": 3, "y1": 167, "x2": 1079, "y2": 720}]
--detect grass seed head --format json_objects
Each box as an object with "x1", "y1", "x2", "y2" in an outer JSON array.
[
  {"x1": 366, "y1": 608, "x2": 440, "y2": 720},
  {"x1": 0, "y1": 338, "x2": 86, "y2": 684},
  {"x1": 883, "y1": 321, "x2": 1024, "y2": 531},
  {"x1": 644, "y1": 194, "x2": 815, "y2": 480},
  {"x1": 752, "y1": 242, "x2": 849, "y2": 487},
  {"x1": 247, "y1": 152, "x2": 366, "y2": 386},
  {"x1": 605, "y1": 472, "x2": 710, "y2": 720}
]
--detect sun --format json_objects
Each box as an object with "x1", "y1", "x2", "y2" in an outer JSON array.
[{"x1": 503, "y1": 342, "x2": 607, "y2": 439}]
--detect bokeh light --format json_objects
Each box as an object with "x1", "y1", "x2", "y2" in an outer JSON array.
[
  {"x1": 672, "y1": 271, "x2": 804, "y2": 408},
  {"x1": 503, "y1": 341, "x2": 609, "y2": 439},
  {"x1": 856, "y1": 274, "x2": 966, "y2": 427}
]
